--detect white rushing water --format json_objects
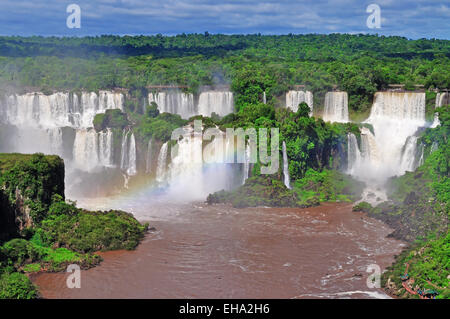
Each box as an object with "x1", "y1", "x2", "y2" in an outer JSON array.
[
  {"x1": 285, "y1": 90, "x2": 313, "y2": 114},
  {"x1": 282, "y1": 141, "x2": 291, "y2": 189},
  {"x1": 148, "y1": 90, "x2": 234, "y2": 118},
  {"x1": 73, "y1": 128, "x2": 114, "y2": 172},
  {"x1": 242, "y1": 141, "x2": 251, "y2": 185},
  {"x1": 156, "y1": 142, "x2": 169, "y2": 183},
  {"x1": 197, "y1": 91, "x2": 234, "y2": 117},
  {"x1": 120, "y1": 130, "x2": 137, "y2": 176},
  {"x1": 155, "y1": 126, "x2": 238, "y2": 200},
  {"x1": 145, "y1": 139, "x2": 153, "y2": 174},
  {"x1": 2, "y1": 91, "x2": 123, "y2": 129},
  {"x1": 148, "y1": 91, "x2": 196, "y2": 119},
  {"x1": 347, "y1": 92, "x2": 426, "y2": 204},
  {"x1": 323, "y1": 91, "x2": 349, "y2": 123},
  {"x1": 347, "y1": 133, "x2": 361, "y2": 176},
  {"x1": 431, "y1": 92, "x2": 449, "y2": 128}
]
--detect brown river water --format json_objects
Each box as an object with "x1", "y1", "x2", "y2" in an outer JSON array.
[{"x1": 31, "y1": 196, "x2": 405, "y2": 299}]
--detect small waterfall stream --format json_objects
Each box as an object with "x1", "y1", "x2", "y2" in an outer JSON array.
[
  {"x1": 285, "y1": 90, "x2": 313, "y2": 114},
  {"x1": 282, "y1": 141, "x2": 291, "y2": 189},
  {"x1": 323, "y1": 91, "x2": 349, "y2": 123}
]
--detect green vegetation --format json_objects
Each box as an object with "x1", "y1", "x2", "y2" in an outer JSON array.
[
  {"x1": 135, "y1": 112, "x2": 187, "y2": 142},
  {"x1": 207, "y1": 176, "x2": 298, "y2": 208},
  {"x1": 1, "y1": 34, "x2": 449, "y2": 115},
  {"x1": 0, "y1": 153, "x2": 148, "y2": 299},
  {"x1": 382, "y1": 232, "x2": 449, "y2": 299},
  {"x1": 365, "y1": 106, "x2": 449, "y2": 298},
  {"x1": 293, "y1": 169, "x2": 363, "y2": 206},
  {"x1": 208, "y1": 169, "x2": 362, "y2": 208},
  {"x1": 0, "y1": 272, "x2": 38, "y2": 299},
  {"x1": 93, "y1": 109, "x2": 129, "y2": 131},
  {"x1": 352, "y1": 201, "x2": 372, "y2": 213}
]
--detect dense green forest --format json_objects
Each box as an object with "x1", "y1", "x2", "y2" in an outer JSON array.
[{"x1": 1, "y1": 34, "x2": 449, "y2": 115}]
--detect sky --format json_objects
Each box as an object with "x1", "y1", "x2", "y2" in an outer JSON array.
[{"x1": 0, "y1": 0, "x2": 449, "y2": 39}]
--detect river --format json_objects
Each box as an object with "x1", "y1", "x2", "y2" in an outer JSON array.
[{"x1": 31, "y1": 193, "x2": 405, "y2": 299}]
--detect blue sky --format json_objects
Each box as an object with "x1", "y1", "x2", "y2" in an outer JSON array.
[{"x1": 0, "y1": 0, "x2": 449, "y2": 39}]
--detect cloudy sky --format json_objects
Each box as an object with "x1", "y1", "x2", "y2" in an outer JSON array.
[{"x1": 0, "y1": 0, "x2": 448, "y2": 39}]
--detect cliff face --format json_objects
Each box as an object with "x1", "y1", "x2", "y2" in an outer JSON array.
[{"x1": 0, "y1": 153, "x2": 65, "y2": 241}]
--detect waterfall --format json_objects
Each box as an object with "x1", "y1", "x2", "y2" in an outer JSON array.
[
  {"x1": 72, "y1": 128, "x2": 114, "y2": 171},
  {"x1": 431, "y1": 92, "x2": 448, "y2": 128},
  {"x1": 282, "y1": 141, "x2": 291, "y2": 189},
  {"x1": 399, "y1": 136, "x2": 419, "y2": 172},
  {"x1": 263, "y1": 91, "x2": 267, "y2": 104},
  {"x1": 347, "y1": 133, "x2": 361, "y2": 175},
  {"x1": 127, "y1": 133, "x2": 137, "y2": 176},
  {"x1": 120, "y1": 130, "x2": 137, "y2": 176},
  {"x1": 73, "y1": 129, "x2": 100, "y2": 171},
  {"x1": 365, "y1": 92, "x2": 425, "y2": 178},
  {"x1": 120, "y1": 130, "x2": 129, "y2": 171},
  {"x1": 242, "y1": 142, "x2": 251, "y2": 185},
  {"x1": 285, "y1": 90, "x2": 313, "y2": 114},
  {"x1": 197, "y1": 91, "x2": 234, "y2": 117},
  {"x1": 46, "y1": 127, "x2": 64, "y2": 157},
  {"x1": 347, "y1": 92, "x2": 426, "y2": 204},
  {"x1": 156, "y1": 142, "x2": 169, "y2": 183},
  {"x1": 2, "y1": 91, "x2": 124, "y2": 129},
  {"x1": 323, "y1": 91, "x2": 349, "y2": 123},
  {"x1": 148, "y1": 91, "x2": 196, "y2": 119},
  {"x1": 145, "y1": 139, "x2": 153, "y2": 174},
  {"x1": 98, "y1": 129, "x2": 114, "y2": 167}
]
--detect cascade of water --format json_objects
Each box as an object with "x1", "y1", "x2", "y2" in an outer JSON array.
[
  {"x1": 156, "y1": 142, "x2": 169, "y2": 183},
  {"x1": 323, "y1": 91, "x2": 349, "y2": 123},
  {"x1": 242, "y1": 142, "x2": 251, "y2": 185},
  {"x1": 119, "y1": 130, "x2": 137, "y2": 176},
  {"x1": 46, "y1": 127, "x2": 64, "y2": 157},
  {"x1": 285, "y1": 90, "x2": 313, "y2": 114},
  {"x1": 98, "y1": 129, "x2": 114, "y2": 167},
  {"x1": 365, "y1": 92, "x2": 426, "y2": 179},
  {"x1": 399, "y1": 136, "x2": 419, "y2": 173},
  {"x1": 127, "y1": 133, "x2": 137, "y2": 176},
  {"x1": 73, "y1": 129, "x2": 100, "y2": 171},
  {"x1": 2, "y1": 91, "x2": 124, "y2": 129},
  {"x1": 197, "y1": 91, "x2": 234, "y2": 117},
  {"x1": 120, "y1": 130, "x2": 129, "y2": 172},
  {"x1": 431, "y1": 92, "x2": 448, "y2": 128},
  {"x1": 148, "y1": 91, "x2": 196, "y2": 119},
  {"x1": 146, "y1": 139, "x2": 153, "y2": 174},
  {"x1": 282, "y1": 141, "x2": 291, "y2": 189},
  {"x1": 347, "y1": 92, "x2": 426, "y2": 205},
  {"x1": 263, "y1": 91, "x2": 267, "y2": 104},
  {"x1": 347, "y1": 133, "x2": 361, "y2": 175}
]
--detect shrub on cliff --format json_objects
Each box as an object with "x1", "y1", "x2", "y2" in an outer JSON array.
[
  {"x1": 352, "y1": 201, "x2": 373, "y2": 213},
  {"x1": 207, "y1": 176, "x2": 298, "y2": 208},
  {"x1": 0, "y1": 153, "x2": 65, "y2": 235},
  {"x1": 93, "y1": 109, "x2": 129, "y2": 131},
  {"x1": 0, "y1": 272, "x2": 38, "y2": 299},
  {"x1": 38, "y1": 199, "x2": 148, "y2": 253}
]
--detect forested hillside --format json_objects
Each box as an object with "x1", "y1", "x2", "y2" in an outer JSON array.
[{"x1": 1, "y1": 34, "x2": 449, "y2": 115}]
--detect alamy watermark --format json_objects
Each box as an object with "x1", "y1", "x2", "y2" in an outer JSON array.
[
  {"x1": 170, "y1": 120, "x2": 279, "y2": 175},
  {"x1": 66, "y1": 4, "x2": 81, "y2": 29},
  {"x1": 366, "y1": 4, "x2": 381, "y2": 29},
  {"x1": 66, "y1": 264, "x2": 81, "y2": 288},
  {"x1": 366, "y1": 263, "x2": 381, "y2": 288}
]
